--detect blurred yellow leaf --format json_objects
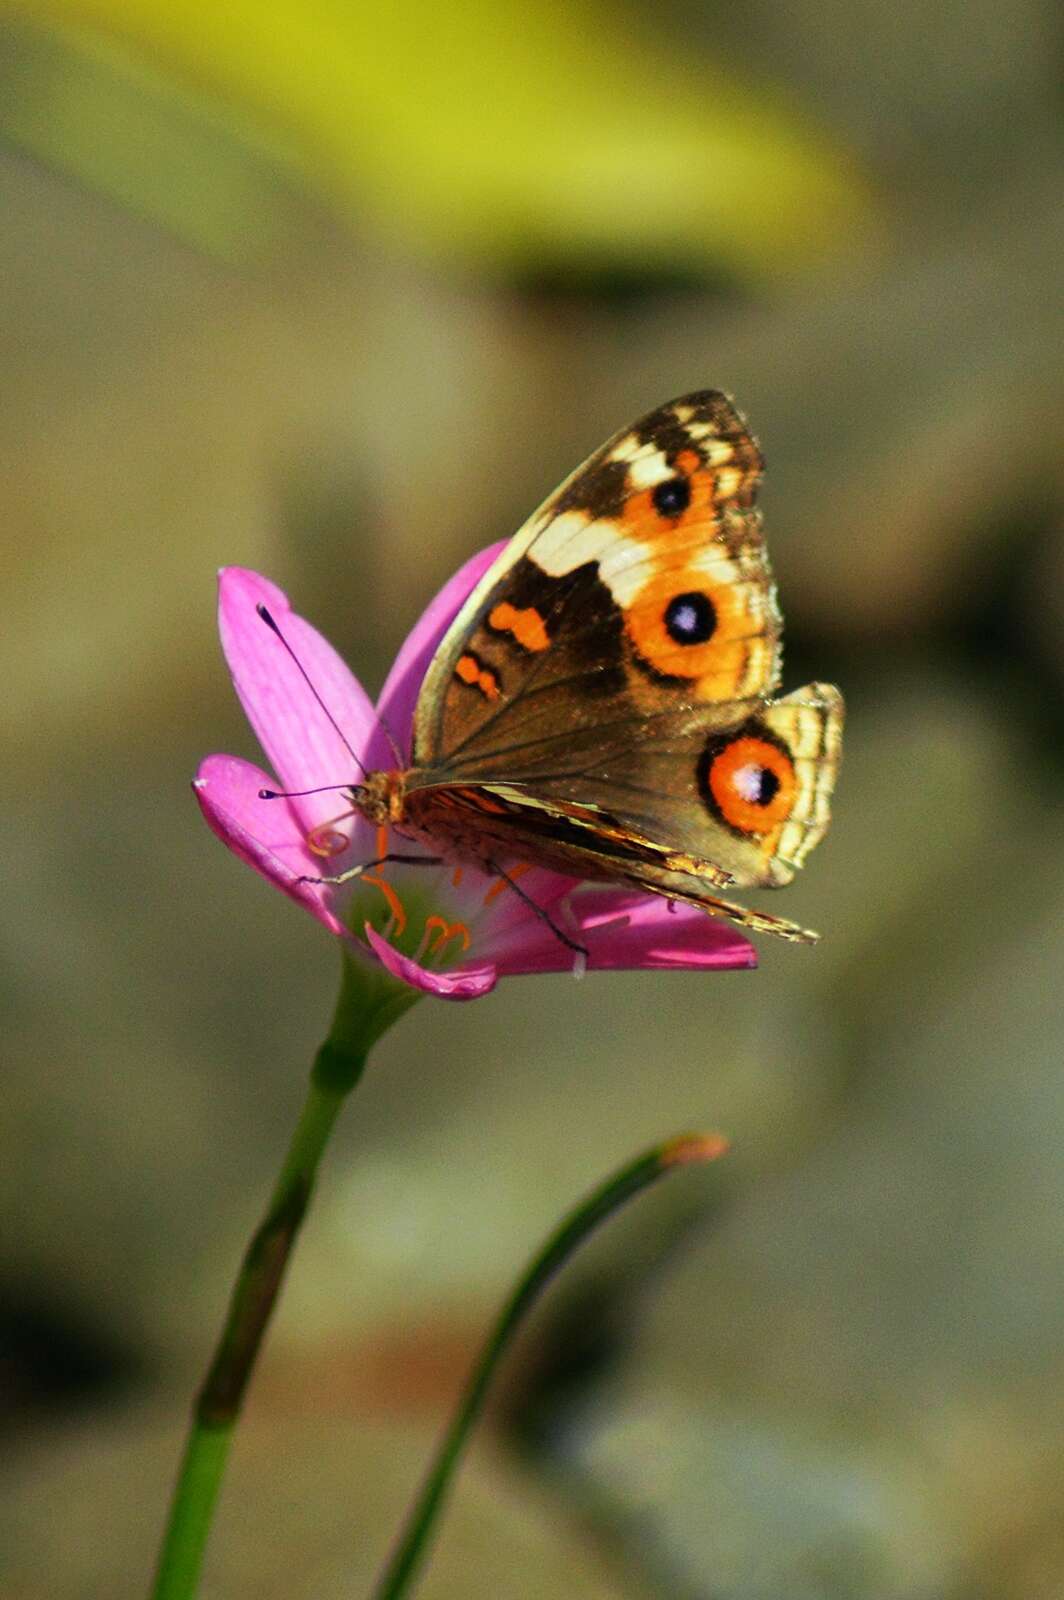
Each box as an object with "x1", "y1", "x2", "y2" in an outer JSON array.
[{"x1": 5, "y1": 0, "x2": 873, "y2": 274}]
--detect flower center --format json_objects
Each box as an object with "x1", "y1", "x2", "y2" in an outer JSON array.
[
  {"x1": 324, "y1": 824, "x2": 482, "y2": 969},
  {"x1": 337, "y1": 825, "x2": 556, "y2": 973}
]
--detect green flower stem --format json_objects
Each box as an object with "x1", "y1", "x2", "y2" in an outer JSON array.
[
  {"x1": 149, "y1": 953, "x2": 406, "y2": 1600},
  {"x1": 371, "y1": 1131, "x2": 729, "y2": 1600}
]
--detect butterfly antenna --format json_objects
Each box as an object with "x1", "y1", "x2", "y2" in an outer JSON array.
[
  {"x1": 258, "y1": 782, "x2": 354, "y2": 801},
  {"x1": 375, "y1": 707, "x2": 405, "y2": 766},
  {"x1": 255, "y1": 603, "x2": 369, "y2": 781}
]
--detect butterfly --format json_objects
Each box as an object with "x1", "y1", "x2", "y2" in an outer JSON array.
[{"x1": 351, "y1": 391, "x2": 843, "y2": 945}]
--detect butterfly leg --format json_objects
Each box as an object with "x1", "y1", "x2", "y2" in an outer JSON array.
[
  {"x1": 486, "y1": 860, "x2": 590, "y2": 973},
  {"x1": 299, "y1": 853, "x2": 442, "y2": 887}
]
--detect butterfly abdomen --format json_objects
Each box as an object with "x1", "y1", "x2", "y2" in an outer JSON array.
[{"x1": 393, "y1": 782, "x2": 562, "y2": 875}]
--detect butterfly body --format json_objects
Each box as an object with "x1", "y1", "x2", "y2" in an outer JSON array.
[{"x1": 353, "y1": 392, "x2": 843, "y2": 944}]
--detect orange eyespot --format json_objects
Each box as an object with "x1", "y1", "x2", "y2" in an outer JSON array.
[
  {"x1": 624, "y1": 567, "x2": 745, "y2": 685},
  {"x1": 701, "y1": 735, "x2": 796, "y2": 835}
]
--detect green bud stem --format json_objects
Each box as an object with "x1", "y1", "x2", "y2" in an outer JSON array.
[{"x1": 370, "y1": 1132, "x2": 728, "y2": 1600}]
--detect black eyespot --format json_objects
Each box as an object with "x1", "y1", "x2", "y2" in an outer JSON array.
[
  {"x1": 752, "y1": 767, "x2": 780, "y2": 805},
  {"x1": 664, "y1": 590, "x2": 716, "y2": 645},
  {"x1": 652, "y1": 477, "x2": 691, "y2": 517}
]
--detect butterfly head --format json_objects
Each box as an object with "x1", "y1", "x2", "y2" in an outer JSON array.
[
  {"x1": 256, "y1": 769, "x2": 410, "y2": 862},
  {"x1": 350, "y1": 768, "x2": 407, "y2": 827}
]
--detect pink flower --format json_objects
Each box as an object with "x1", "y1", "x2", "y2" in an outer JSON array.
[{"x1": 194, "y1": 552, "x2": 757, "y2": 1002}]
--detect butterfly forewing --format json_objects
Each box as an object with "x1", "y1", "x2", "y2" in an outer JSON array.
[{"x1": 412, "y1": 391, "x2": 781, "y2": 771}]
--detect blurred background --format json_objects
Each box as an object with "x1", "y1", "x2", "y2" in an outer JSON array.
[{"x1": 1, "y1": 1, "x2": 1062, "y2": 1595}]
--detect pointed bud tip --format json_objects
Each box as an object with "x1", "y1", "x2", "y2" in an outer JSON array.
[{"x1": 661, "y1": 1132, "x2": 730, "y2": 1167}]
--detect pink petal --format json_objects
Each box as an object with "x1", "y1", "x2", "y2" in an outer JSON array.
[
  {"x1": 461, "y1": 863, "x2": 585, "y2": 937},
  {"x1": 364, "y1": 924, "x2": 497, "y2": 1000},
  {"x1": 490, "y1": 885, "x2": 758, "y2": 975},
  {"x1": 369, "y1": 542, "x2": 509, "y2": 767},
  {"x1": 194, "y1": 754, "x2": 351, "y2": 942},
  {"x1": 217, "y1": 568, "x2": 377, "y2": 834},
  {"x1": 583, "y1": 891, "x2": 758, "y2": 970}
]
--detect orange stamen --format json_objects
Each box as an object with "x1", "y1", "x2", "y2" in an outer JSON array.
[
  {"x1": 451, "y1": 866, "x2": 464, "y2": 888},
  {"x1": 483, "y1": 862, "x2": 532, "y2": 906},
  {"x1": 423, "y1": 915, "x2": 472, "y2": 956},
  {"x1": 362, "y1": 872, "x2": 407, "y2": 936}
]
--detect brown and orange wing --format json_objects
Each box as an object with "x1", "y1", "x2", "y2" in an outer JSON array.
[
  {"x1": 407, "y1": 393, "x2": 842, "y2": 929},
  {"x1": 412, "y1": 391, "x2": 782, "y2": 773},
  {"x1": 410, "y1": 682, "x2": 843, "y2": 893}
]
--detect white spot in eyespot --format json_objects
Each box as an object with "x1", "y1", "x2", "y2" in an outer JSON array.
[{"x1": 733, "y1": 763, "x2": 766, "y2": 804}]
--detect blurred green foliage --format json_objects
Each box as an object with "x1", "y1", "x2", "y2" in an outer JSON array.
[{"x1": 5, "y1": 0, "x2": 871, "y2": 272}]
